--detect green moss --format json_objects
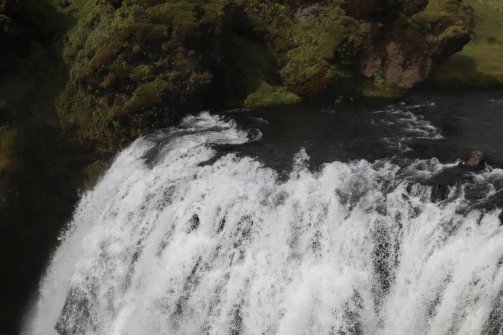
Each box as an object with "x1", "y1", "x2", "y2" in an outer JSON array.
[
  {"x1": 238, "y1": 1, "x2": 359, "y2": 97},
  {"x1": 429, "y1": 0, "x2": 503, "y2": 88},
  {"x1": 244, "y1": 81, "x2": 301, "y2": 108},
  {"x1": 130, "y1": 65, "x2": 154, "y2": 82},
  {"x1": 363, "y1": 76, "x2": 404, "y2": 98},
  {"x1": 58, "y1": 0, "x2": 230, "y2": 152},
  {"x1": 126, "y1": 79, "x2": 170, "y2": 113}
]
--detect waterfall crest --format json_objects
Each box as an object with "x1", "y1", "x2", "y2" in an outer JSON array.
[{"x1": 24, "y1": 112, "x2": 503, "y2": 335}]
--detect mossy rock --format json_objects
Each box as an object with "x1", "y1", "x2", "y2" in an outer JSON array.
[
  {"x1": 244, "y1": 82, "x2": 301, "y2": 108},
  {"x1": 59, "y1": 0, "x2": 234, "y2": 153}
]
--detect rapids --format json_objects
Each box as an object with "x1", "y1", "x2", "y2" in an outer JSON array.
[{"x1": 24, "y1": 96, "x2": 503, "y2": 335}]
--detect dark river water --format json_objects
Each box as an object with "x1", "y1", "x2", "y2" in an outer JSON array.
[
  {"x1": 222, "y1": 91, "x2": 503, "y2": 168},
  {"x1": 23, "y1": 91, "x2": 503, "y2": 335}
]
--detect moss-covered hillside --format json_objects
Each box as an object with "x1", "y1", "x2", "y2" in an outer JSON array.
[
  {"x1": 431, "y1": 0, "x2": 503, "y2": 88},
  {"x1": 58, "y1": 0, "x2": 472, "y2": 154}
]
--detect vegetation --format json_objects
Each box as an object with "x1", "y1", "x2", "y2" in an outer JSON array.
[
  {"x1": 430, "y1": 0, "x2": 503, "y2": 88},
  {"x1": 244, "y1": 82, "x2": 301, "y2": 108}
]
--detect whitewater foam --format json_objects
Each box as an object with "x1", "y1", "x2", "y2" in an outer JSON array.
[{"x1": 24, "y1": 112, "x2": 503, "y2": 335}]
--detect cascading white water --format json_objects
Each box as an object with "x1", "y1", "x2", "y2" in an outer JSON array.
[{"x1": 24, "y1": 112, "x2": 503, "y2": 335}]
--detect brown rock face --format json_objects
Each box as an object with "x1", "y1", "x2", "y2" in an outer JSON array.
[
  {"x1": 464, "y1": 150, "x2": 484, "y2": 168},
  {"x1": 353, "y1": 0, "x2": 471, "y2": 92},
  {"x1": 358, "y1": 20, "x2": 436, "y2": 90}
]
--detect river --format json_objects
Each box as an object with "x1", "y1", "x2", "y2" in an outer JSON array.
[{"x1": 23, "y1": 92, "x2": 503, "y2": 335}]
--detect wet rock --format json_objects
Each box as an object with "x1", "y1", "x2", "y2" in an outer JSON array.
[
  {"x1": 246, "y1": 128, "x2": 261, "y2": 141},
  {"x1": 188, "y1": 214, "x2": 200, "y2": 232},
  {"x1": 430, "y1": 184, "x2": 449, "y2": 202},
  {"x1": 463, "y1": 150, "x2": 484, "y2": 168}
]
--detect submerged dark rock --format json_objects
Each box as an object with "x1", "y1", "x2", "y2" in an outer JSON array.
[
  {"x1": 430, "y1": 184, "x2": 450, "y2": 203},
  {"x1": 463, "y1": 150, "x2": 484, "y2": 168}
]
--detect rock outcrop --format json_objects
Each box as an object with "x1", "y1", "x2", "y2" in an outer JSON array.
[
  {"x1": 463, "y1": 150, "x2": 484, "y2": 168},
  {"x1": 350, "y1": 0, "x2": 471, "y2": 94}
]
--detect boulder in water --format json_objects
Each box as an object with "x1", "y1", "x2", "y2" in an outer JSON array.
[{"x1": 463, "y1": 150, "x2": 484, "y2": 168}]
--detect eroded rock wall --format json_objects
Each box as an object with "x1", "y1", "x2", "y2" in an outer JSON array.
[{"x1": 353, "y1": 0, "x2": 472, "y2": 94}]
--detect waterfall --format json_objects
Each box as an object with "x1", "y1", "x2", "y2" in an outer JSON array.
[{"x1": 24, "y1": 112, "x2": 503, "y2": 335}]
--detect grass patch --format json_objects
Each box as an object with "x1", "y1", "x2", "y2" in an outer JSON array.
[
  {"x1": 244, "y1": 81, "x2": 301, "y2": 108},
  {"x1": 430, "y1": 0, "x2": 503, "y2": 88}
]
